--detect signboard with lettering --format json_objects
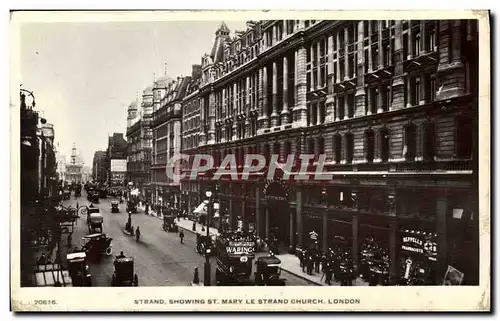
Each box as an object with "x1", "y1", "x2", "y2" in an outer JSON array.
[
  {"x1": 226, "y1": 241, "x2": 255, "y2": 256},
  {"x1": 401, "y1": 232, "x2": 437, "y2": 261},
  {"x1": 263, "y1": 179, "x2": 289, "y2": 202}
]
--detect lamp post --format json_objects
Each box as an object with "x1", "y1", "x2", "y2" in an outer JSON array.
[{"x1": 204, "y1": 189, "x2": 213, "y2": 286}]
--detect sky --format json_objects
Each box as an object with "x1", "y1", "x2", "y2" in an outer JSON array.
[{"x1": 20, "y1": 20, "x2": 247, "y2": 165}]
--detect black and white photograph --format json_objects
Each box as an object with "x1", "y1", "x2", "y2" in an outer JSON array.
[{"x1": 11, "y1": 11, "x2": 490, "y2": 311}]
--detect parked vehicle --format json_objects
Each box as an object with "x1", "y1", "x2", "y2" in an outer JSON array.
[
  {"x1": 111, "y1": 256, "x2": 138, "y2": 286},
  {"x1": 254, "y1": 256, "x2": 286, "y2": 286},
  {"x1": 66, "y1": 252, "x2": 92, "y2": 286}
]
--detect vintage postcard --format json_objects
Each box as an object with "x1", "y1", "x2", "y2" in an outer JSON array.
[{"x1": 10, "y1": 10, "x2": 490, "y2": 311}]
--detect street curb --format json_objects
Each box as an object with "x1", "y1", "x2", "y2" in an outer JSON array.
[{"x1": 279, "y1": 267, "x2": 324, "y2": 286}]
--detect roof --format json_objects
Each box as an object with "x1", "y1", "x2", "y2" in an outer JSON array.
[
  {"x1": 257, "y1": 256, "x2": 281, "y2": 265},
  {"x1": 143, "y1": 86, "x2": 153, "y2": 95},
  {"x1": 216, "y1": 21, "x2": 230, "y2": 34},
  {"x1": 154, "y1": 75, "x2": 174, "y2": 88},
  {"x1": 128, "y1": 100, "x2": 138, "y2": 111},
  {"x1": 83, "y1": 233, "x2": 105, "y2": 238}
]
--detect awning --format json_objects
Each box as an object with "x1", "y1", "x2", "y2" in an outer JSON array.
[{"x1": 193, "y1": 201, "x2": 220, "y2": 218}]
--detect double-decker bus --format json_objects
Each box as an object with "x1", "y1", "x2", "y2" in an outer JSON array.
[{"x1": 214, "y1": 231, "x2": 256, "y2": 286}]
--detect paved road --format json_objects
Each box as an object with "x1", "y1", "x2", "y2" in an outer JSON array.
[{"x1": 62, "y1": 190, "x2": 313, "y2": 286}]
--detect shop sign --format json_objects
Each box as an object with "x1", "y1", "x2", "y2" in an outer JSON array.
[
  {"x1": 226, "y1": 241, "x2": 254, "y2": 255},
  {"x1": 401, "y1": 233, "x2": 437, "y2": 260},
  {"x1": 263, "y1": 179, "x2": 289, "y2": 201}
]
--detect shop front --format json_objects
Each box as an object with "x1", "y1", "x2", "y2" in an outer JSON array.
[
  {"x1": 398, "y1": 229, "x2": 438, "y2": 285},
  {"x1": 263, "y1": 179, "x2": 291, "y2": 249}
]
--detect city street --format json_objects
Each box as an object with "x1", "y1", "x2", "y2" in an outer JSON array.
[{"x1": 62, "y1": 190, "x2": 313, "y2": 286}]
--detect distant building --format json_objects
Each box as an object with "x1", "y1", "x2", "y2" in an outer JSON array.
[
  {"x1": 65, "y1": 143, "x2": 83, "y2": 183},
  {"x1": 81, "y1": 166, "x2": 92, "y2": 183},
  {"x1": 126, "y1": 87, "x2": 153, "y2": 199},
  {"x1": 151, "y1": 72, "x2": 191, "y2": 213},
  {"x1": 55, "y1": 152, "x2": 66, "y2": 182},
  {"x1": 106, "y1": 133, "x2": 127, "y2": 186},
  {"x1": 92, "y1": 150, "x2": 107, "y2": 184}
]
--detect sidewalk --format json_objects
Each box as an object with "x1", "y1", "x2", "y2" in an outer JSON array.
[
  {"x1": 172, "y1": 218, "x2": 367, "y2": 286},
  {"x1": 176, "y1": 217, "x2": 219, "y2": 236}
]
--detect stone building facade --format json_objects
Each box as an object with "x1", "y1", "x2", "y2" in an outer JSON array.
[
  {"x1": 92, "y1": 150, "x2": 107, "y2": 184},
  {"x1": 126, "y1": 88, "x2": 153, "y2": 197},
  {"x1": 184, "y1": 20, "x2": 479, "y2": 285},
  {"x1": 150, "y1": 73, "x2": 191, "y2": 213}
]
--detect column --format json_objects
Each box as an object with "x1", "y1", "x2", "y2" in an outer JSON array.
[
  {"x1": 451, "y1": 20, "x2": 463, "y2": 63},
  {"x1": 392, "y1": 20, "x2": 405, "y2": 110},
  {"x1": 420, "y1": 74, "x2": 427, "y2": 105},
  {"x1": 309, "y1": 45, "x2": 315, "y2": 91},
  {"x1": 255, "y1": 186, "x2": 261, "y2": 238},
  {"x1": 368, "y1": 21, "x2": 373, "y2": 72},
  {"x1": 222, "y1": 89, "x2": 226, "y2": 121},
  {"x1": 366, "y1": 87, "x2": 372, "y2": 115},
  {"x1": 316, "y1": 41, "x2": 321, "y2": 88},
  {"x1": 421, "y1": 20, "x2": 428, "y2": 54},
  {"x1": 258, "y1": 68, "x2": 264, "y2": 117},
  {"x1": 208, "y1": 93, "x2": 216, "y2": 144},
  {"x1": 344, "y1": 27, "x2": 349, "y2": 79},
  {"x1": 272, "y1": 24, "x2": 277, "y2": 45},
  {"x1": 352, "y1": 215, "x2": 359, "y2": 269},
  {"x1": 263, "y1": 67, "x2": 269, "y2": 118},
  {"x1": 377, "y1": 86, "x2": 384, "y2": 113},
  {"x1": 335, "y1": 97, "x2": 340, "y2": 121},
  {"x1": 336, "y1": 31, "x2": 341, "y2": 83},
  {"x1": 378, "y1": 20, "x2": 384, "y2": 69},
  {"x1": 271, "y1": 61, "x2": 279, "y2": 127},
  {"x1": 436, "y1": 190, "x2": 448, "y2": 284},
  {"x1": 325, "y1": 35, "x2": 335, "y2": 123},
  {"x1": 344, "y1": 94, "x2": 349, "y2": 120},
  {"x1": 232, "y1": 83, "x2": 237, "y2": 140},
  {"x1": 407, "y1": 20, "x2": 413, "y2": 59},
  {"x1": 293, "y1": 46, "x2": 308, "y2": 128},
  {"x1": 406, "y1": 75, "x2": 412, "y2": 107},
  {"x1": 245, "y1": 76, "x2": 251, "y2": 137},
  {"x1": 294, "y1": 51, "x2": 298, "y2": 105},
  {"x1": 281, "y1": 56, "x2": 291, "y2": 124},
  {"x1": 355, "y1": 20, "x2": 366, "y2": 117},
  {"x1": 296, "y1": 187, "x2": 303, "y2": 249},
  {"x1": 322, "y1": 212, "x2": 328, "y2": 253}
]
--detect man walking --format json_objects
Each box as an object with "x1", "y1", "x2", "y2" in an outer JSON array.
[{"x1": 179, "y1": 230, "x2": 185, "y2": 244}]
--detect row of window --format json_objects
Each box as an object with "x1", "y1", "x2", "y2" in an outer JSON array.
[{"x1": 198, "y1": 115, "x2": 472, "y2": 167}]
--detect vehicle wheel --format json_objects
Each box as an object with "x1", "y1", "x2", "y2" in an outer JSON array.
[
  {"x1": 105, "y1": 246, "x2": 112, "y2": 256},
  {"x1": 111, "y1": 273, "x2": 116, "y2": 286},
  {"x1": 134, "y1": 274, "x2": 138, "y2": 286}
]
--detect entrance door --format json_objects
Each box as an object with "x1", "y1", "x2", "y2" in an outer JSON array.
[{"x1": 267, "y1": 201, "x2": 290, "y2": 248}]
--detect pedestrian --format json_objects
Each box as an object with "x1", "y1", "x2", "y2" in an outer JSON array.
[
  {"x1": 179, "y1": 230, "x2": 185, "y2": 244},
  {"x1": 324, "y1": 262, "x2": 332, "y2": 285},
  {"x1": 193, "y1": 267, "x2": 200, "y2": 284}
]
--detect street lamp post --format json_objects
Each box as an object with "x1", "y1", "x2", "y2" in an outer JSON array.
[{"x1": 204, "y1": 189, "x2": 213, "y2": 286}]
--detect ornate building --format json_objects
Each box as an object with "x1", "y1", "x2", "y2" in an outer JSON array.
[
  {"x1": 150, "y1": 72, "x2": 191, "y2": 214},
  {"x1": 106, "y1": 133, "x2": 127, "y2": 186},
  {"x1": 126, "y1": 89, "x2": 153, "y2": 197},
  {"x1": 185, "y1": 20, "x2": 479, "y2": 285}
]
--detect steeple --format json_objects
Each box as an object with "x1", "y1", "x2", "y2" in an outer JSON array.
[{"x1": 215, "y1": 21, "x2": 230, "y2": 36}]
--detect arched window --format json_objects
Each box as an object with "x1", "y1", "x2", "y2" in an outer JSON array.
[
  {"x1": 284, "y1": 141, "x2": 292, "y2": 162},
  {"x1": 379, "y1": 128, "x2": 390, "y2": 162},
  {"x1": 273, "y1": 142, "x2": 281, "y2": 162},
  {"x1": 263, "y1": 143, "x2": 270, "y2": 164},
  {"x1": 365, "y1": 130, "x2": 375, "y2": 163},
  {"x1": 404, "y1": 123, "x2": 417, "y2": 161}
]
